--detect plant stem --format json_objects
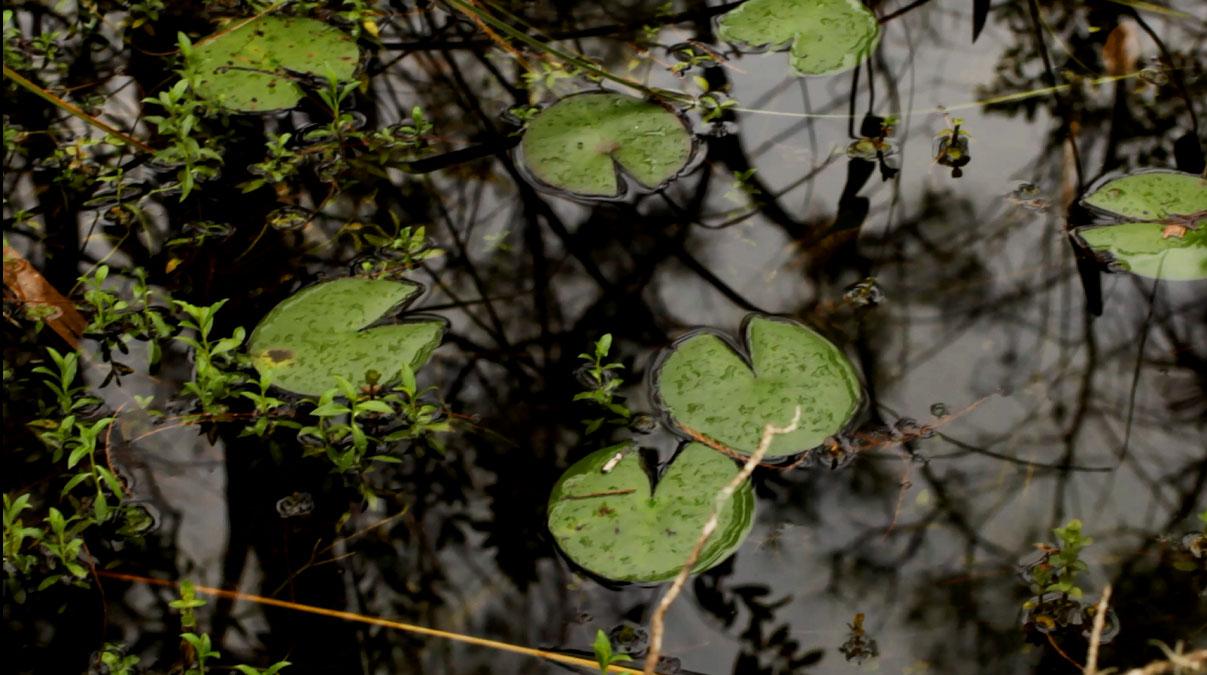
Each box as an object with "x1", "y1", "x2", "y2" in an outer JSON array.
[
  {"x1": 643, "y1": 407, "x2": 802, "y2": 675},
  {"x1": 3, "y1": 65, "x2": 154, "y2": 153},
  {"x1": 443, "y1": 0, "x2": 692, "y2": 104},
  {"x1": 98, "y1": 571, "x2": 645, "y2": 673}
]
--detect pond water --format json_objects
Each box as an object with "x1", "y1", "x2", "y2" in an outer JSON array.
[{"x1": 3, "y1": 1, "x2": 1205, "y2": 674}]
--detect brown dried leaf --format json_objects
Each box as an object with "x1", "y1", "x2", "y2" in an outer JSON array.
[
  {"x1": 3, "y1": 246, "x2": 85, "y2": 347},
  {"x1": 1103, "y1": 19, "x2": 1141, "y2": 78}
]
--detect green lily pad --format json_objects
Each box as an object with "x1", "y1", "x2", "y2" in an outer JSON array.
[
  {"x1": 1076, "y1": 223, "x2": 1207, "y2": 281},
  {"x1": 188, "y1": 16, "x2": 359, "y2": 113},
  {"x1": 547, "y1": 442, "x2": 755, "y2": 584},
  {"x1": 652, "y1": 315, "x2": 863, "y2": 461},
  {"x1": 248, "y1": 278, "x2": 444, "y2": 396},
  {"x1": 519, "y1": 92, "x2": 695, "y2": 198},
  {"x1": 1074, "y1": 170, "x2": 1207, "y2": 281},
  {"x1": 716, "y1": 0, "x2": 880, "y2": 77}
]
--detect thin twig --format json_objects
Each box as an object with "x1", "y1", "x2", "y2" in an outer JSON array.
[
  {"x1": 3, "y1": 65, "x2": 154, "y2": 153},
  {"x1": 1122, "y1": 647, "x2": 1207, "y2": 674},
  {"x1": 97, "y1": 571, "x2": 643, "y2": 673},
  {"x1": 643, "y1": 407, "x2": 803, "y2": 675},
  {"x1": 563, "y1": 488, "x2": 637, "y2": 500},
  {"x1": 1084, "y1": 584, "x2": 1112, "y2": 674},
  {"x1": 1047, "y1": 633, "x2": 1085, "y2": 671}
]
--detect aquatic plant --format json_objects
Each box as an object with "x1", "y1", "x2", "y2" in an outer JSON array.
[
  {"x1": 1074, "y1": 170, "x2": 1207, "y2": 281},
  {"x1": 247, "y1": 278, "x2": 445, "y2": 397},
  {"x1": 518, "y1": 91, "x2": 695, "y2": 198},
  {"x1": 184, "y1": 16, "x2": 360, "y2": 113},
  {"x1": 651, "y1": 314, "x2": 863, "y2": 460},
  {"x1": 716, "y1": 0, "x2": 880, "y2": 77},
  {"x1": 546, "y1": 442, "x2": 755, "y2": 583}
]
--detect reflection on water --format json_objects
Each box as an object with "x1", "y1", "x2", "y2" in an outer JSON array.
[{"x1": 3, "y1": 0, "x2": 1205, "y2": 673}]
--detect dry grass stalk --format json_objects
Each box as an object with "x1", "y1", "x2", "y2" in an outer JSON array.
[
  {"x1": 643, "y1": 407, "x2": 803, "y2": 675},
  {"x1": 1084, "y1": 584, "x2": 1112, "y2": 674}
]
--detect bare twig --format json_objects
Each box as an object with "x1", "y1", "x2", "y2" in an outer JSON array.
[
  {"x1": 97, "y1": 571, "x2": 644, "y2": 673},
  {"x1": 563, "y1": 488, "x2": 637, "y2": 500},
  {"x1": 1123, "y1": 646, "x2": 1207, "y2": 674},
  {"x1": 3, "y1": 65, "x2": 154, "y2": 153},
  {"x1": 1084, "y1": 584, "x2": 1112, "y2": 674},
  {"x1": 643, "y1": 407, "x2": 803, "y2": 675}
]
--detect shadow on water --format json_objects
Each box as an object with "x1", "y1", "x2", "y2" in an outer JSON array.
[{"x1": 3, "y1": 1, "x2": 1205, "y2": 674}]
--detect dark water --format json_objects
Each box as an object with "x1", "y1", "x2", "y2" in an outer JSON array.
[{"x1": 3, "y1": 1, "x2": 1206, "y2": 674}]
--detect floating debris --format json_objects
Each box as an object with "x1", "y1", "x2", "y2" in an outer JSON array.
[
  {"x1": 842, "y1": 277, "x2": 884, "y2": 308},
  {"x1": 276, "y1": 491, "x2": 315, "y2": 518},
  {"x1": 839, "y1": 612, "x2": 879, "y2": 664},
  {"x1": 1007, "y1": 181, "x2": 1051, "y2": 211}
]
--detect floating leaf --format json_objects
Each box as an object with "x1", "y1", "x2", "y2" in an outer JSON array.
[
  {"x1": 248, "y1": 278, "x2": 444, "y2": 396},
  {"x1": 547, "y1": 443, "x2": 755, "y2": 583},
  {"x1": 652, "y1": 315, "x2": 862, "y2": 460},
  {"x1": 519, "y1": 92, "x2": 695, "y2": 198},
  {"x1": 189, "y1": 16, "x2": 359, "y2": 113},
  {"x1": 1076, "y1": 223, "x2": 1206, "y2": 281},
  {"x1": 716, "y1": 0, "x2": 880, "y2": 77},
  {"x1": 1074, "y1": 170, "x2": 1207, "y2": 281}
]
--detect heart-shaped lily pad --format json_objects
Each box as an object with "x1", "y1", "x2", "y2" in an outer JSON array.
[
  {"x1": 716, "y1": 0, "x2": 880, "y2": 77},
  {"x1": 188, "y1": 16, "x2": 359, "y2": 113},
  {"x1": 519, "y1": 92, "x2": 695, "y2": 199},
  {"x1": 1074, "y1": 170, "x2": 1206, "y2": 281},
  {"x1": 547, "y1": 442, "x2": 755, "y2": 584},
  {"x1": 652, "y1": 315, "x2": 862, "y2": 460},
  {"x1": 248, "y1": 278, "x2": 444, "y2": 396}
]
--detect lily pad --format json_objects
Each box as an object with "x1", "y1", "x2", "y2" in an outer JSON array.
[
  {"x1": 547, "y1": 442, "x2": 755, "y2": 584},
  {"x1": 248, "y1": 278, "x2": 444, "y2": 396},
  {"x1": 716, "y1": 0, "x2": 880, "y2": 77},
  {"x1": 1074, "y1": 170, "x2": 1207, "y2": 281},
  {"x1": 188, "y1": 16, "x2": 359, "y2": 113},
  {"x1": 519, "y1": 92, "x2": 695, "y2": 199},
  {"x1": 652, "y1": 315, "x2": 862, "y2": 460}
]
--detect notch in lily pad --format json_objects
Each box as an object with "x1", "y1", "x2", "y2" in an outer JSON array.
[
  {"x1": 547, "y1": 442, "x2": 755, "y2": 584},
  {"x1": 185, "y1": 16, "x2": 360, "y2": 113},
  {"x1": 518, "y1": 91, "x2": 696, "y2": 199},
  {"x1": 248, "y1": 278, "x2": 445, "y2": 396},
  {"x1": 651, "y1": 314, "x2": 863, "y2": 461},
  {"x1": 1073, "y1": 170, "x2": 1206, "y2": 281},
  {"x1": 716, "y1": 0, "x2": 880, "y2": 77}
]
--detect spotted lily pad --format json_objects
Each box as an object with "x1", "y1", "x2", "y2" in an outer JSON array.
[
  {"x1": 716, "y1": 0, "x2": 880, "y2": 77},
  {"x1": 1074, "y1": 170, "x2": 1207, "y2": 281},
  {"x1": 188, "y1": 16, "x2": 359, "y2": 113},
  {"x1": 547, "y1": 442, "x2": 755, "y2": 584},
  {"x1": 248, "y1": 278, "x2": 444, "y2": 396},
  {"x1": 652, "y1": 315, "x2": 863, "y2": 461},
  {"x1": 519, "y1": 92, "x2": 695, "y2": 199}
]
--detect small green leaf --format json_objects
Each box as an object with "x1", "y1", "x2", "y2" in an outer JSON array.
[{"x1": 594, "y1": 629, "x2": 613, "y2": 672}]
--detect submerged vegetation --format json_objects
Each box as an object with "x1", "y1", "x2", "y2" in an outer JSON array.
[{"x1": 2, "y1": 0, "x2": 1205, "y2": 673}]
